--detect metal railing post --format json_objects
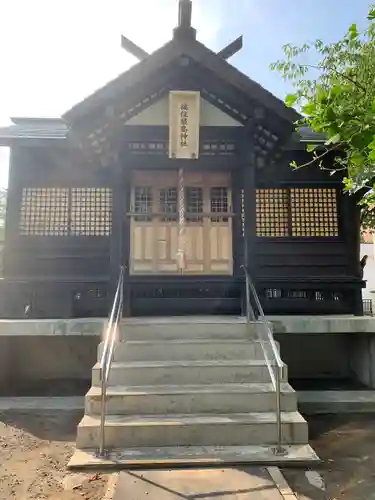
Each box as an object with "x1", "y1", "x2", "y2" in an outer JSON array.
[
  {"x1": 99, "y1": 367, "x2": 107, "y2": 457},
  {"x1": 274, "y1": 365, "x2": 284, "y2": 455},
  {"x1": 97, "y1": 266, "x2": 125, "y2": 458},
  {"x1": 241, "y1": 264, "x2": 287, "y2": 456}
]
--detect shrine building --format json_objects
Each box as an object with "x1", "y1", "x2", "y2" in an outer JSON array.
[{"x1": 0, "y1": 1, "x2": 364, "y2": 320}]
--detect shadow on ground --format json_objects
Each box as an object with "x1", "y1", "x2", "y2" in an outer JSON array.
[
  {"x1": 0, "y1": 378, "x2": 91, "y2": 397},
  {"x1": 114, "y1": 467, "x2": 280, "y2": 500},
  {"x1": 0, "y1": 410, "x2": 82, "y2": 442},
  {"x1": 284, "y1": 414, "x2": 375, "y2": 500}
]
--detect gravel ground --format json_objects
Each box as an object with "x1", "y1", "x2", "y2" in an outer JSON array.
[{"x1": 0, "y1": 410, "x2": 108, "y2": 500}]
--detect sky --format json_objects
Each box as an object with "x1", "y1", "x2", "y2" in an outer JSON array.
[{"x1": 0, "y1": 0, "x2": 371, "y2": 188}]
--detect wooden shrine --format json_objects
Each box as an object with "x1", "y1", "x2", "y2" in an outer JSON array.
[{"x1": 0, "y1": 1, "x2": 364, "y2": 318}]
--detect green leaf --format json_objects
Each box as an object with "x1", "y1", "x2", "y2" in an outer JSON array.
[
  {"x1": 343, "y1": 177, "x2": 353, "y2": 191},
  {"x1": 306, "y1": 143, "x2": 319, "y2": 152},
  {"x1": 327, "y1": 133, "x2": 341, "y2": 145},
  {"x1": 285, "y1": 94, "x2": 298, "y2": 107},
  {"x1": 349, "y1": 23, "x2": 359, "y2": 40},
  {"x1": 316, "y1": 86, "x2": 328, "y2": 103},
  {"x1": 329, "y1": 85, "x2": 344, "y2": 98},
  {"x1": 302, "y1": 103, "x2": 316, "y2": 115},
  {"x1": 372, "y1": 98, "x2": 375, "y2": 113},
  {"x1": 351, "y1": 152, "x2": 365, "y2": 166},
  {"x1": 368, "y1": 7, "x2": 375, "y2": 20}
]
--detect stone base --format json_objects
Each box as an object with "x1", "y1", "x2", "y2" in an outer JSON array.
[{"x1": 68, "y1": 444, "x2": 320, "y2": 470}]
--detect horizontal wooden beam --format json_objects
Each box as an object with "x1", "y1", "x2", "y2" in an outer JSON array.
[{"x1": 122, "y1": 155, "x2": 239, "y2": 170}]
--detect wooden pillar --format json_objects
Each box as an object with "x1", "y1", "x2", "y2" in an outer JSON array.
[
  {"x1": 109, "y1": 159, "x2": 131, "y2": 316},
  {"x1": 122, "y1": 167, "x2": 131, "y2": 317},
  {"x1": 231, "y1": 167, "x2": 243, "y2": 278},
  {"x1": 242, "y1": 123, "x2": 256, "y2": 275},
  {"x1": 240, "y1": 123, "x2": 256, "y2": 315},
  {"x1": 2, "y1": 148, "x2": 23, "y2": 316},
  {"x1": 3, "y1": 148, "x2": 23, "y2": 276},
  {"x1": 341, "y1": 190, "x2": 363, "y2": 315}
]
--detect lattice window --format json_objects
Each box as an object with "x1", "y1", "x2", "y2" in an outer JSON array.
[
  {"x1": 160, "y1": 187, "x2": 177, "y2": 222},
  {"x1": 291, "y1": 188, "x2": 338, "y2": 237},
  {"x1": 19, "y1": 188, "x2": 69, "y2": 236},
  {"x1": 71, "y1": 188, "x2": 112, "y2": 236},
  {"x1": 186, "y1": 187, "x2": 203, "y2": 222},
  {"x1": 134, "y1": 187, "x2": 153, "y2": 221},
  {"x1": 256, "y1": 189, "x2": 289, "y2": 237},
  {"x1": 211, "y1": 187, "x2": 229, "y2": 222}
]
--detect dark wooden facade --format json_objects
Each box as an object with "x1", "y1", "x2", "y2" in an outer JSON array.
[{"x1": 0, "y1": 16, "x2": 364, "y2": 319}]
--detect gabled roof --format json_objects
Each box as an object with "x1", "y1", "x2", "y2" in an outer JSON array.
[
  {"x1": 0, "y1": 118, "x2": 68, "y2": 146},
  {"x1": 63, "y1": 37, "x2": 299, "y2": 125}
]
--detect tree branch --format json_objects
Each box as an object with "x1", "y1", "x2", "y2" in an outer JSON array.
[
  {"x1": 294, "y1": 143, "x2": 344, "y2": 169},
  {"x1": 304, "y1": 64, "x2": 367, "y2": 92}
]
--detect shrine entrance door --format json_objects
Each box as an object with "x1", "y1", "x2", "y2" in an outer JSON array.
[{"x1": 129, "y1": 169, "x2": 233, "y2": 275}]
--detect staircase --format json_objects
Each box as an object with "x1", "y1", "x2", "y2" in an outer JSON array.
[{"x1": 69, "y1": 316, "x2": 319, "y2": 468}]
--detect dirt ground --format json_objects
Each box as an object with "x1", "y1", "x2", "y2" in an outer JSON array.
[
  {"x1": 1, "y1": 410, "x2": 375, "y2": 500},
  {"x1": 0, "y1": 410, "x2": 108, "y2": 500},
  {"x1": 283, "y1": 414, "x2": 375, "y2": 500}
]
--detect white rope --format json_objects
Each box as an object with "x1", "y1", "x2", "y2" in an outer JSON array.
[{"x1": 177, "y1": 167, "x2": 186, "y2": 272}]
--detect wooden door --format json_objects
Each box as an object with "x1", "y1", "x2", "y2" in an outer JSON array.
[{"x1": 129, "y1": 170, "x2": 233, "y2": 275}]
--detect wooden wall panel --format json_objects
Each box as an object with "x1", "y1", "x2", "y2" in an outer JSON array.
[
  {"x1": 4, "y1": 146, "x2": 111, "y2": 281},
  {"x1": 254, "y1": 240, "x2": 348, "y2": 278}
]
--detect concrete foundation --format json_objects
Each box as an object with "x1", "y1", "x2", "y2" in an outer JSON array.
[
  {"x1": 350, "y1": 334, "x2": 375, "y2": 387},
  {"x1": 1, "y1": 316, "x2": 375, "y2": 392},
  {"x1": 0, "y1": 337, "x2": 10, "y2": 390},
  {"x1": 10, "y1": 336, "x2": 99, "y2": 383},
  {"x1": 276, "y1": 333, "x2": 351, "y2": 380}
]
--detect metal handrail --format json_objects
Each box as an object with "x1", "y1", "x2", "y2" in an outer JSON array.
[
  {"x1": 241, "y1": 264, "x2": 286, "y2": 455},
  {"x1": 98, "y1": 265, "x2": 125, "y2": 457}
]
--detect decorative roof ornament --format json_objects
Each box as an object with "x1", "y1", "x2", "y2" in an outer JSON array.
[
  {"x1": 178, "y1": 0, "x2": 193, "y2": 29},
  {"x1": 174, "y1": 0, "x2": 196, "y2": 40},
  {"x1": 121, "y1": 0, "x2": 243, "y2": 62}
]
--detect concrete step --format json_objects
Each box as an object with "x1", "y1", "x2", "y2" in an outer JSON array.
[
  {"x1": 97, "y1": 339, "x2": 273, "y2": 362},
  {"x1": 85, "y1": 383, "x2": 298, "y2": 415},
  {"x1": 76, "y1": 412, "x2": 308, "y2": 448},
  {"x1": 92, "y1": 360, "x2": 287, "y2": 386},
  {"x1": 69, "y1": 443, "x2": 320, "y2": 469},
  {"x1": 119, "y1": 317, "x2": 255, "y2": 341}
]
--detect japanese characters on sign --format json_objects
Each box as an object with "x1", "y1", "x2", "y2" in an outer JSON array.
[
  {"x1": 169, "y1": 91, "x2": 200, "y2": 159},
  {"x1": 180, "y1": 103, "x2": 189, "y2": 148}
]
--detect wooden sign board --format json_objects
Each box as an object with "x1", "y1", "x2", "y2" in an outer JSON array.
[{"x1": 169, "y1": 91, "x2": 200, "y2": 159}]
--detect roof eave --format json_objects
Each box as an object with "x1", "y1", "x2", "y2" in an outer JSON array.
[{"x1": 63, "y1": 40, "x2": 181, "y2": 123}]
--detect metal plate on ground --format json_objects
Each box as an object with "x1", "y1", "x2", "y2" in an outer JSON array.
[{"x1": 112, "y1": 467, "x2": 285, "y2": 499}]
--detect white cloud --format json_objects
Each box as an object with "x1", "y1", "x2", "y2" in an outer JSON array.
[{"x1": 0, "y1": 0, "x2": 227, "y2": 187}]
